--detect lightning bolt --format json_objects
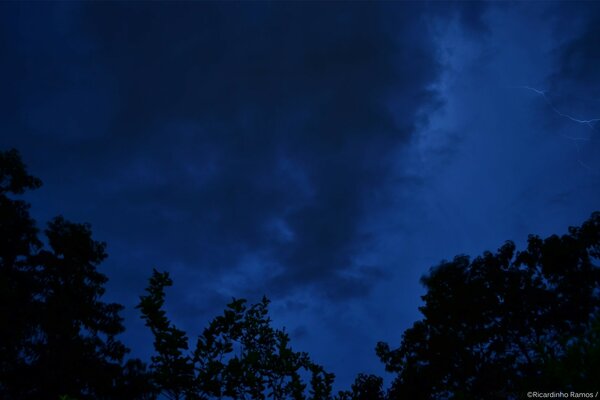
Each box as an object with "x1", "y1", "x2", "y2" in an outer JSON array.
[
  {"x1": 516, "y1": 86, "x2": 600, "y2": 132},
  {"x1": 513, "y1": 86, "x2": 599, "y2": 171}
]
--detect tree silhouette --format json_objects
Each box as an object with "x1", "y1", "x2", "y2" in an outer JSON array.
[
  {"x1": 0, "y1": 149, "x2": 43, "y2": 397},
  {"x1": 137, "y1": 269, "x2": 194, "y2": 400},
  {"x1": 3, "y1": 147, "x2": 599, "y2": 399},
  {"x1": 139, "y1": 269, "x2": 336, "y2": 400},
  {"x1": 336, "y1": 374, "x2": 385, "y2": 400},
  {"x1": 0, "y1": 149, "x2": 152, "y2": 399},
  {"x1": 541, "y1": 312, "x2": 600, "y2": 391},
  {"x1": 376, "y1": 212, "x2": 600, "y2": 399}
]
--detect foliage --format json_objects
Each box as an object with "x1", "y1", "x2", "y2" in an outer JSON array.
[
  {"x1": 336, "y1": 374, "x2": 385, "y2": 400},
  {"x1": 138, "y1": 269, "x2": 336, "y2": 400},
  {"x1": 376, "y1": 212, "x2": 600, "y2": 399},
  {"x1": 3, "y1": 147, "x2": 599, "y2": 399},
  {"x1": 137, "y1": 270, "x2": 194, "y2": 399},
  {"x1": 0, "y1": 149, "x2": 42, "y2": 397},
  {"x1": 0, "y1": 149, "x2": 152, "y2": 399}
]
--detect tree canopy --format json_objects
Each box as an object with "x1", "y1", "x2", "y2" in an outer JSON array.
[
  {"x1": 138, "y1": 269, "x2": 335, "y2": 400},
  {"x1": 376, "y1": 213, "x2": 600, "y2": 398},
  {"x1": 1, "y1": 147, "x2": 599, "y2": 399},
  {"x1": 0, "y1": 149, "x2": 152, "y2": 399}
]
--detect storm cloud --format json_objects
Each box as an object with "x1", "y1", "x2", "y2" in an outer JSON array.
[{"x1": 1, "y1": 1, "x2": 599, "y2": 390}]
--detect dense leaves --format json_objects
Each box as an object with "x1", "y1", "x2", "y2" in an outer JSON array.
[
  {"x1": 0, "y1": 149, "x2": 42, "y2": 397},
  {"x1": 138, "y1": 269, "x2": 335, "y2": 400},
  {"x1": 137, "y1": 270, "x2": 194, "y2": 400},
  {"x1": 2, "y1": 147, "x2": 599, "y2": 399},
  {"x1": 377, "y1": 212, "x2": 600, "y2": 399},
  {"x1": 0, "y1": 149, "x2": 152, "y2": 399},
  {"x1": 336, "y1": 374, "x2": 385, "y2": 400}
]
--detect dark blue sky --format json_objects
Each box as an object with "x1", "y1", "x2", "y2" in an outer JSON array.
[{"x1": 1, "y1": 1, "x2": 599, "y2": 390}]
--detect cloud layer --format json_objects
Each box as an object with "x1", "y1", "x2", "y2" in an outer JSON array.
[{"x1": 1, "y1": 1, "x2": 599, "y2": 390}]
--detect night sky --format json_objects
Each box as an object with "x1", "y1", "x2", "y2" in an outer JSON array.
[{"x1": 1, "y1": 1, "x2": 599, "y2": 390}]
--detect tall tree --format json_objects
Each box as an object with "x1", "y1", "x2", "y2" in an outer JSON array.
[
  {"x1": 0, "y1": 149, "x2": 43, "y2": 397},
  {"x1": 137, "y1": 269, "x2": 194, "y2": 400},
  {"x1": 27, "y1": 216, "x2": 130, "y2": 398},
  {"x1": 376, "y1": 212, "x2": 600, "y2": 399},
  {"x1": 139, "y1": 269, "x2": 336, "y2": 400},
  {"x1": 335, "y1": 374, "x2": 385, "y2": 400},
  {"x1": 0, "y1": 149, "x2": 152, "y2": 399}
]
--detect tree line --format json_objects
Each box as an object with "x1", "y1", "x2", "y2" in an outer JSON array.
[{"x1": 1, "y1": 148, "x2": 598, "y2": 399}]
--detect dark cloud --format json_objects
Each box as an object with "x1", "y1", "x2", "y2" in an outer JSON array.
[
  {"x1": 1, "y1": 2, "x2": 443, "y2": 300},
  {"x1": 5, "y1": 1, "x2": 599, "y2": 391},
  {"x1": 426, "y1": 1, "x2": 490, "y2": 34},
  {"x1": 551, "y1": 5, "x2": 600, "y2": 100},
  {"x1": 544, "y1": 4, "x2": 600, "y2": 170}
]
